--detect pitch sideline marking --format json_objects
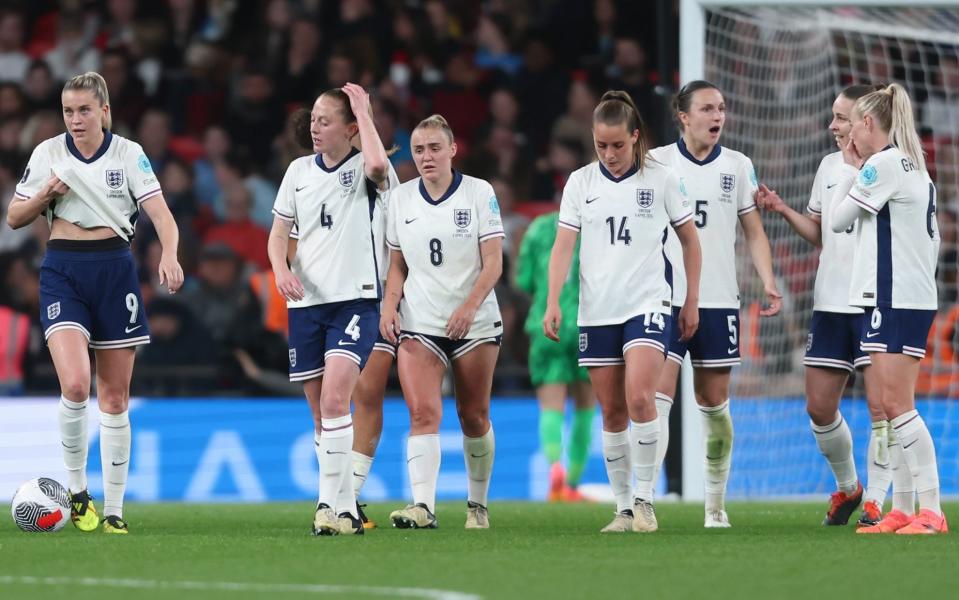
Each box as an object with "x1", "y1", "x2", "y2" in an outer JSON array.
[{"x1": 0, "y1": 575, "x2": 482, "y2": 600}]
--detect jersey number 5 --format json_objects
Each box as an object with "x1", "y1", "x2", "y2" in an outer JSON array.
[{"x1": 695, "y1": 200, "x2": 708, "y2": 229}]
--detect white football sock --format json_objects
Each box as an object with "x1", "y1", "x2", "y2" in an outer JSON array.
[
  {"x1": 864, "y1": 419, "x2": 892, "y2": 508},
  {"x1": 407, "y1": 434, "x2": 440, "y2": 513},
  {"x1": 59, "y1": 395, "x2": 88, "y2": 494},
  {"x1": 701, "y1": 401, "x2": 734, "y2": 513},
  {"x1": 463, "y1": 426, "x2": 495, "y2": 508},
  {"x1": 317, "y1": 416, "x2": 354, "y2": 517},
  {"x1": 630, "y1": 418, "x2": 661, "y2": 502},
  {"x1": 810, "y1": 413, "x2": 858, "y2": 494},
  {"x1": 601, "y1": 429, "x2": 632, "y2": 514},
  {"x1": 887, "y1": 428, "x2": 915, "y2": 516},
  {"x1": 351, "y1": 451, "x2": 373, "y2": 497},
  {"x1": 892, "y1": 410, "x2": 941, "y2": 515},
  {"x1": 652, "y1": 393, "x2": 672, "y2": 493},
  {"x1": 100, "y1": 410, "x2": 131, "y2": 518}
]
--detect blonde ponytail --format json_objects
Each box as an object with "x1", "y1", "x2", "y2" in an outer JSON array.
[
  {"x1": 414, "y1": 114, "x2": 455, "y2": 144},
  {"x1": 856, "y1": 83, "x2": 925, "y2": 171},
  {"x1": 63, "y1": 71, "x2": 112, "y2": 130}
]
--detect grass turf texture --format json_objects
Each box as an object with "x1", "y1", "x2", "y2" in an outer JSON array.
[{"x1": 1, "y1": 501, "x2": 957, "y2": 600}]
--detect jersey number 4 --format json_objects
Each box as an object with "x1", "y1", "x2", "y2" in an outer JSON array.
[{"x1": 321, "y1": 204, "x2": 333, "y2": 229}]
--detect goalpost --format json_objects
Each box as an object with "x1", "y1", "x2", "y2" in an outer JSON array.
[{"x1": 678, "y1": 0, "x2": 959, "y2": 500}]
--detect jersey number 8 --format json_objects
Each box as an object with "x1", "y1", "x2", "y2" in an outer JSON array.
[{"x1": 429, "y1": 238, "x2": 443, "y2": 266}]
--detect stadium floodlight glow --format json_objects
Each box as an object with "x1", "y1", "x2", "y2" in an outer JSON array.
[{"x1": 679, "y1": 0, "x2": 959, "y2": 500}]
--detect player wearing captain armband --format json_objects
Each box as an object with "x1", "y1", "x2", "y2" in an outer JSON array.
[
  {"x1": 758, "y1": 84, "x2": 903, "y2": 529},
  {"x1": 8, "y1": 72, "x2": 184, "y2": 535},
  {"x1": 830, "y1": 83, "x2": 946, "y2": 535}
]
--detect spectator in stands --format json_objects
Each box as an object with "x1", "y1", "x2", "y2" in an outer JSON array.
[
  {"x1": 514, "y1": 34, "x2": 568, "y2": 153},
  {"x1": 225, "y1": 67, "x2": 284, "y2": 167},
  {"x1": 204, "y1": 182, "x2": 270, "y2": 270},
  {"x1": 138, "y1": 297, "x2": 217, "y2": 370},
  {"x1": 138, "y1": 108, "x2": 174, "y2": 175},
  {"x1": 44, "y1": 15, "x2": 100, "y2": 83},
  {"x1": 22, "y1": 61, "x2": 60, "y2": 112},
  {"x1": 0, "y1": 83, "x2": 25, "y2": 120},
  {"x1": 0, "y1": 9, "x2": 29, "y2": 84},
  {"x1": 0, "y1": 252, "x2": 37, "y2": 395},
  {"x1": 157, "y1": 157, "x2": 199, "y2": 224},
  {"x1": 922, "y1": 55, "x2": 959, "y2": 136},
  {"x1": 607, "y1": 37, "x2": 667, "y2": 147},
  {"x1": 100, "y1": 48, "x2": 148, "y2": 132},
  {"x1": 474, "y1": 14, "x2": 523, "y2": 77},
  {"x1": 212, "y1": 149, "x2": 277, "y2": 229},
  {"x1": 551, "y1": 76, "x2": 601, "y2": 160},
  {"x1": 277, "y1": 19, "x2": 324, "y2": 106}
]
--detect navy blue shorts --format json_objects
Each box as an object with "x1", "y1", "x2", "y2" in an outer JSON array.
[
  {"x1": 578, "y1": 312, "x2": 671, "y2": 367},
  {"x1": 860, "y1": 307, "x2": 935, "y2": 359},
  {"x1": 398, "y1": 331, "x2": 501, "y2": 368},
  {"x1": 372, "y1": 333, "x2": 398, "y2": 358},
  {"x1": 667, "y1": 307, "x2": 740, "y2": 368},
  {"x1": 40, "y1": 240, "x2": 149, "y2": 349},
  {"x1": 287, "y1": 299, "x2": 379, "y2": 381},
  {"x1": 804, "y1": 311, "x2": 870, "y2": 372}
]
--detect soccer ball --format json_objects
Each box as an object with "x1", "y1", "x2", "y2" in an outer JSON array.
[{"x1": 10, "y1": 478, "x2": 72, "y2": 533}]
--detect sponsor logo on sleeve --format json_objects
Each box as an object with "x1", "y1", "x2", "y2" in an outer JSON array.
[
  {"x1": 859, "y1": 164, "x2": 878, "y2": 186},
  {"x1": 138, "y1": 154, "x2": 153, "y2": 173},
  {"x1": 489, "y1": 196, "x2": 501, "y2": 215}
]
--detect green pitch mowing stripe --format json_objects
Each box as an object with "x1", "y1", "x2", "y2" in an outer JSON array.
[{"x1": 1, "y1": 502, "x2": 957, "y2": 600}]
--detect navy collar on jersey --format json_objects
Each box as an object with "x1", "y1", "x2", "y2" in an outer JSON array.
[
  {"x1": 419, "y1": 169, "x2": 463, "y2": 205},
  {"x1": 315, "y1": 146, "x2": 359, "y2": 172},
  {"x1": 65, "y1": 128, "x2": 113, "y2": 164},
  {"x1": 598, "y1": 161, "x2": 638, "y2": 183},
  {"x1": 677, "y1": 137, "x2": 722, "y2": 166}
]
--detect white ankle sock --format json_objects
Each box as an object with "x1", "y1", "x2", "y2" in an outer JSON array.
[
  {"x1": 810, "y1": 413, "x2": 858, "y2": 494},
  {"x1": 892, "y1": 410, "x2": 941, "y2": 515},
  {"x1": 59, "y1": 395, "x2": 88, "y2": 494},
  {"x1": 602, "y1": 429, "x2": 632, "y2": 514},
  {"x1": 407, "y1": 434, "x2": 440, "y2": 513},
  {"x1": 700, "y1": 401, "x2": 734, "y2": 512},
  {"x1": 100, "y1": 410, "x2": 131, "y2": 518},
  {"x1": 463, "y1": 426, "x2": 495, "y2": 508}
]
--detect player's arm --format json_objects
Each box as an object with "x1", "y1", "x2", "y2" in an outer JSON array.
[
  {"x1": 380, "y1": 248, "x2": 407, "y2": 344},
  {"x1": 6, "y1": 175, "x2": 67, "y2": 229},
  {"x1": 447, "y1": 237, "x2": 503, "y2": 340},
  {"x1": 673, "y1": 220, "x2": 701, "y2": 340},
  {"x1": 140, "y1": 195, "x2": 184, "y2": 294},
  {"x1": 343, "y1": 83, "x2": 389, "y2": 187},
  {"x1": 739, "y1": 209, "x2": 782, "y2": 316},
  {"x1": 543, "y1": 227, "x2": 577, "y2": 341},
  {"x1": 757, "y1": 183, "x2": 822, "y2": 247},
  {"x1": 268, "y1": 216, "x2": 304, "y2": 301}
]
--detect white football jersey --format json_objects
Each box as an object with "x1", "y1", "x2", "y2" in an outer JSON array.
[
  {"x1": 15, "y1": 131, "x2": 162, "y2": 240},
  {"x1": 650, "y1": 139, "x2": 758, "y2": 308},
  {"x1": 273, "y1": 148, "x2": 387, "y2": 308},
  {"x1": 558, "y1": 160, "x2": 692, "y2": 326},
  {"x1": 807, "y1": 152, "x2": 862, "y2": 314},
  {"x1": 386, "y1": 171, "x2": 504, "y2": 338},
  {"x1": 846, "y1": 146, "x2": 939, "y2": 310}
]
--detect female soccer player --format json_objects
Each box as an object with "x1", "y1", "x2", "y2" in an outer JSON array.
[
  {"x1": 7, "y1": 72, "x2": 183, "y2": 534},
  {"x1": 759, "y1": 85, "x2": 899, "y2": 528},
  {"x1": 269, "y1": 83, "x2": 391, "y2": 536},
  {"x1": 830, "y1": 83, "x2": 945, "y2": 534},
  {"x1": 517, "y1": 211, "x2": 595, "y2": 502},
  {"x1": 544, "y1": 91, "x2": 702, "y2": 533},
  {"x1": 649, "y1": 80, "x2": 781, "y2": 529},
  {"x1": 380, "y1": 115, "x2": 503, "y2": 530}
]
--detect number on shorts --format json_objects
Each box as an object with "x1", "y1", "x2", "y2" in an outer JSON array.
[
  {"x1": 727, "y1": 314, "x2": 738, "y2": 345},
  {"x1": 345, "y1": 314, "x2": 361, "y2": 341},
  {"x1": 429, "y1": 238, "x2": 443, "y2": 266},
  {"x1": 643, "y1": 312, "x2": 665, "y2": 330},
  {"x1": 871, "y1": 308, "x2": 882, "y2": 329},
  {"x1": 125, "y1": 293, "x2": 138, "y2": 324}
]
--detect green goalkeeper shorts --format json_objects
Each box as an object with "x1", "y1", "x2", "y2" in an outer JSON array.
[{"x1": 528, "y1": 333, "x2": 590, "y2": 387}]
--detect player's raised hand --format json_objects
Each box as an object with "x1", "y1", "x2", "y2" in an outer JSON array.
[
  {"x1": 446, "y1": 303, "x2": 477, "y2": 341},
  {"x1": 379, "y1": 305, "x2": 402, "y2": 345},
  {"x1": 542, "y1": 303, "x2": 562, "y2": 342},
  {"x1": 275, "y1": 268, "x2": 305, "y2": 302},
  {"x1": 760, "y1": 283, "x2": 783, "y2": 317},
  {"x1": 342, "y1": 83, "x2": 371, "y2": 118},
  {"x1": 158, "y1": 252, "x2": 184, "y2": 294},
  {"x1": 842, "y1": 136, "x2": 864, "y2": 168},
  {"x1": 756, "y1": 184, "x2": 786, "y2": 213}
]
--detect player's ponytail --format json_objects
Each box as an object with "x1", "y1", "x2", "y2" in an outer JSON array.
[
  {"x1": 414, "y1": 114, "x2": 455, "y2": 145},
  {"x1": 855, "y1": 83, "x2": 925, "y2": 171},
  {"x1": 63, "y1": 71, "x2": 111, "y2": 130},
  {"x1": 593, "y1": 90, "x2": 648, "y2": 170}
]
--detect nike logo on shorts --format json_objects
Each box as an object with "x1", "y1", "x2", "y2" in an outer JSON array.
[
  {"x1": 338, "y1": 340, "x2": 356, "y2": 346},
  {"x1": 866, "y1": 331, "x2": 880, "y2": 338},
  {"x1": 727, "y1": 347, "x2": 737, "y2": 355},
  {"x1": 644, "y1": 327, "x2": 660, "y2": 334},
  {"x1": 125, "y1": 325, "x2": 141, "y2": 333}
]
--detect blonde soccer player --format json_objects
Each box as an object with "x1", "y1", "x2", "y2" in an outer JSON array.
[
  {"x1": 7, "y1": 71, "x2": 183, "y2": 534},
  {"x1": 830, "y1": 84, "x2": 945, "y2": 535},
  {"x1": 380, "y1": 115, "x2": 504, "y2": 530},
  {"x1": 544, "y1": 90, "x2": 702, "y2": 533},
  {"x1": 758, "y1": 84, "x2": 904, "y2": 528},
  {"x1": 269, "y1": 84, "x2": 391, "y2": 536},
  {"x1": 649, "y1": 80, "x2": 782, "y2": 528}
]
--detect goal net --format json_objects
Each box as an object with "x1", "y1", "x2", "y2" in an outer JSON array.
[{"x1": 683, "y1": 2, "x2": 959, "y2": 498}]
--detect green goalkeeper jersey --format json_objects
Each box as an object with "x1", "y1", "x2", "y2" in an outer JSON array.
[{"x1": 516, "y1": 211, "x2": 582, "y2": 340}]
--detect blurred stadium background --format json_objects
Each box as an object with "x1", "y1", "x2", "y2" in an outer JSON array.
[{"x1": 0, "y1": 0, "x2": 957, "y2": 505}]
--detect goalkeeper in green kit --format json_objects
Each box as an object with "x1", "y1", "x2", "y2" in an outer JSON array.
[{"x1": 516, "y1": 211, "x2": 596, "y2": 502}]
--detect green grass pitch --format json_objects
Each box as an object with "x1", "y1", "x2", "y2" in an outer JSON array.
[{"x1": 1, "y1": 501, "x2": 957, "y2": 600}]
